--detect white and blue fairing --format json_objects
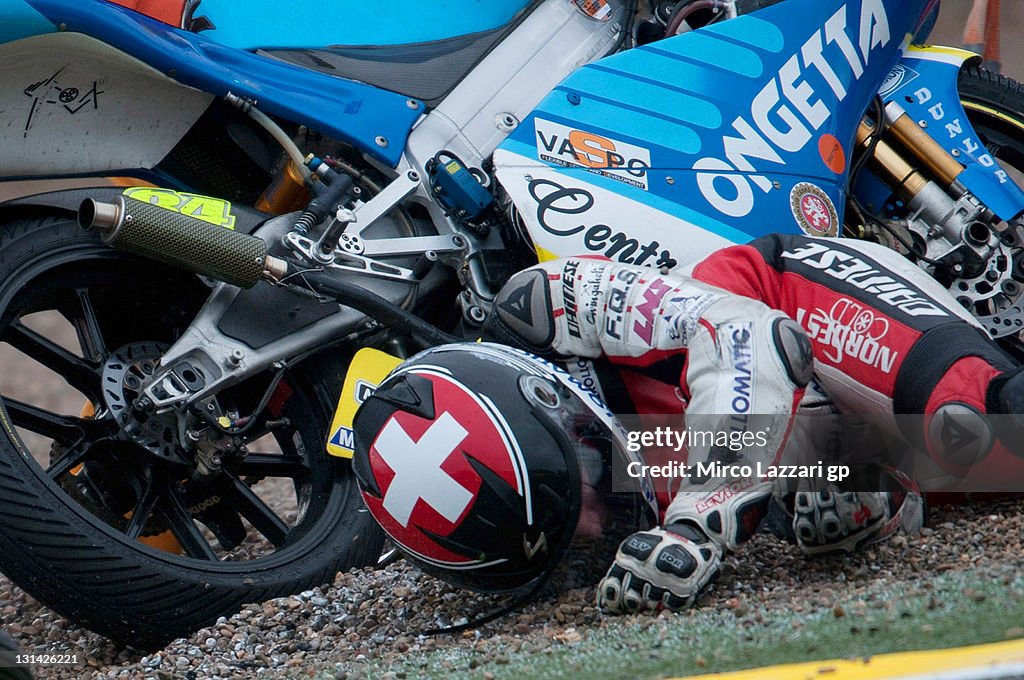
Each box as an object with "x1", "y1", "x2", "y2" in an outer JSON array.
[
  {"x1": 0, "y1": 0, "x2": 537, "y2": 167},
  {"x1": 493, "y1": 0, "x2": 1024, "y2": 268}
]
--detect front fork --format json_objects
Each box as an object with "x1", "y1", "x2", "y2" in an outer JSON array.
[{"x1": 850, "y1": 46, "x2": 1024, "y2": 338}]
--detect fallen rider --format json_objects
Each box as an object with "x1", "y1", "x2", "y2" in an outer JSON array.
[{"x1": 351, "y1": 234, "x2": 1024, "y2": 614}]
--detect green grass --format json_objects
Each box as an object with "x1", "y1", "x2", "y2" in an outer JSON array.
[{"x1": 342, "y1": 566, "x2": 1024, "y2": 680}]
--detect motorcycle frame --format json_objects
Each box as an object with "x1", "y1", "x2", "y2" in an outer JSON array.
[{"x1": 124, "y1": 0, "x2": 628, "y2": 412}]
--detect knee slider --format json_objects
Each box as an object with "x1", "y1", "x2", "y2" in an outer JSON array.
[{"x1": 772, "y1": 317, "x2": 813, "y2": 388}]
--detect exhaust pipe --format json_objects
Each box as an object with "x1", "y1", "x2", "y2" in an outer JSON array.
[{"x1": 79, "y1": 196, "x2": 287, "y2": 288}]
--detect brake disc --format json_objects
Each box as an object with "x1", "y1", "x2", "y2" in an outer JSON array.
[{"x1": 102, "y1": 341, "x2": 183, "y2": 462}]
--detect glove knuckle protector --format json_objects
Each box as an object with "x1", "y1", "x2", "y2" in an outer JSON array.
[
  {"x1": 792, "y1": 485, "x2": 925, "y2": 555},
  {"x1": 597, "y1": 526, "x2": 722, "y2": 614}
]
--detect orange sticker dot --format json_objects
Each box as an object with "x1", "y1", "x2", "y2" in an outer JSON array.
[{"x1": 819, "y1": 134, "x2": 847, "y2": 174}]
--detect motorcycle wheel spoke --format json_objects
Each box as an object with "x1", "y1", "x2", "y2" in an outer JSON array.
[
  {"x1": 71, "y1": 288, "x2": 108, "y2": 363},
  {"x1": 45, "y1": 439, "x2": 92, "y2": 480},
  {"x1": 5, "y1": 321, "x2": 102, "y2": 400},
  {"x1": 222, "y1": 473, "x2": 289, "y2": 548},
  {"x1": 3, "y1": 398, "x2": 83, "y2": 442},
  {"x1": 125, "y1": 477, "x2": 160, "y2": 540},
  {"x1": 159, "y1": 482, "x2": 219, "y2": 561},
  {"x1": 234, "y1": 453, "x2": 309, "y2": 480}
]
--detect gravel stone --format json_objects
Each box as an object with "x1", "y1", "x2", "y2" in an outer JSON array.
[{"x1": 2, "y1": 499, "x2": 1023, "y2": 678}]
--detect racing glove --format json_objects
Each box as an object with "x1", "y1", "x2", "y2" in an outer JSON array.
[
  {"x1": 597, "y1": 481, "x2": 772, "y2": 614},
  {"x1": 596, "y1": 523, "x2": 721, "y2": 614},
  {"x1": 790, "y1": 487, "x2": 925, "y2": 555}
]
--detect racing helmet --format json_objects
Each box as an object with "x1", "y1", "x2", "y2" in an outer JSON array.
[{"x1": 352, "y1": 342, "x2": 655, "y2": 593}]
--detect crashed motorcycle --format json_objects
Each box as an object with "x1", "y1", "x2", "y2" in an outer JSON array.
[{"x1": 0, "y1": 0, "x2": 1021, "y2": 647}]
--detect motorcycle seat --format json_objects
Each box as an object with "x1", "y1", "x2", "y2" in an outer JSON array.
[
  {"x1": 101, "y1": 0, "x2": 538, "y2": 107},
  {"x1": 259, "y1": 27, "x2": 525, "y2": 109}
]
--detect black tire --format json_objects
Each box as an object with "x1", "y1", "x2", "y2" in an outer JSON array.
[
  {"x1": 959, "y1": 66, "x2": 1024, "y2": 186},
  {"x1": 0, "y1": 215, "x2": 383, "y2": 649}
]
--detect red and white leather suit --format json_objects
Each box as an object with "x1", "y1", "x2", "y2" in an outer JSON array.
[{"x1": 489, "y1": 234, "x2": 1021, "y2": 612}]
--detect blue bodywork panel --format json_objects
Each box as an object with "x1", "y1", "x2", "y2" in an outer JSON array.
[
  {"x1": 195, "y1": 0, "x2": 535, "y2": 50},
  {"x1": 500, "y1": 0, "x2": 1000, "y2": 242},
  {"x1": 0, "y1": 1, "x2": 52, "y2": 42},
  {"x1": 1, "y1": 0, "x2": 535, "y2": 48},
  {"x1": 887, "y1": 49, "x2": 1024, "y2": 220},
  {"x1": 18, "y1": 0, "x2": 426, "y2": 166}
]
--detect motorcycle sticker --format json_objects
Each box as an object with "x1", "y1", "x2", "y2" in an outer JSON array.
[
  {"x1": 790, "y1": 182, "x2": 839, "y2": 236},
  {"x1": 535, "y1": 118, "x2": 652, "y2": 190},
  {"x1": 818, "y1": 134, "x2": 847, "y2": 174},
  {"x1": 571, "y1": 0, "x2": 612, "y2": 22},
  {"x1": 878, "y1": 63, "x2": 921, "y2": 99},
  {"x1": 123, "y1": 187, "x2": 236, "y2": 229},
  {"x1": 22, "y1": 65, "x2": 103, "y2": 137},
  {"x1": 525, "y1": 175, "x2": 678, "y2": 267},
  {"x1": 326, "y1": 347, "x2": 403, "y2": 458}
]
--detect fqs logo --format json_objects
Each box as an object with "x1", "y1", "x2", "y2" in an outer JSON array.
[{"x1": 536, "y1": 119, "x2": 652, "y2": 190}]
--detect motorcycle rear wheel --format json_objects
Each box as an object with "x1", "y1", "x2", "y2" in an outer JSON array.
[{"x1": 0, "y1": 215, "x2": 383, "y2": 649}]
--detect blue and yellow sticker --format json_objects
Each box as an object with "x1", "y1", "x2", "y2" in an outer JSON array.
[
  {"x1": 327, "y1": 348, "x2": 404, "y2": 458},
  {"x1": 123, "y1": 187, "x2": 237, "y2": 230}
]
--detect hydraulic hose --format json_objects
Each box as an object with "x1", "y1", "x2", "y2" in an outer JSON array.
[
  {"x1": 224, "y1": 92, "x2": 312, "y2": 184},
  {"x1": 298, "y1": 270, "x2": 459, "y2": 348}
]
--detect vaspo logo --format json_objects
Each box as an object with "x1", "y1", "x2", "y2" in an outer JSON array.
[{"x1": 536, "y1": 119, "x2": 652, "y2": 190}]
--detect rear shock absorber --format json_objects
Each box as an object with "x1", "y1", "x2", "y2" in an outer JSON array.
[{"x1": 79, "y1": 196, "x2": 287, "y2": 288}]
